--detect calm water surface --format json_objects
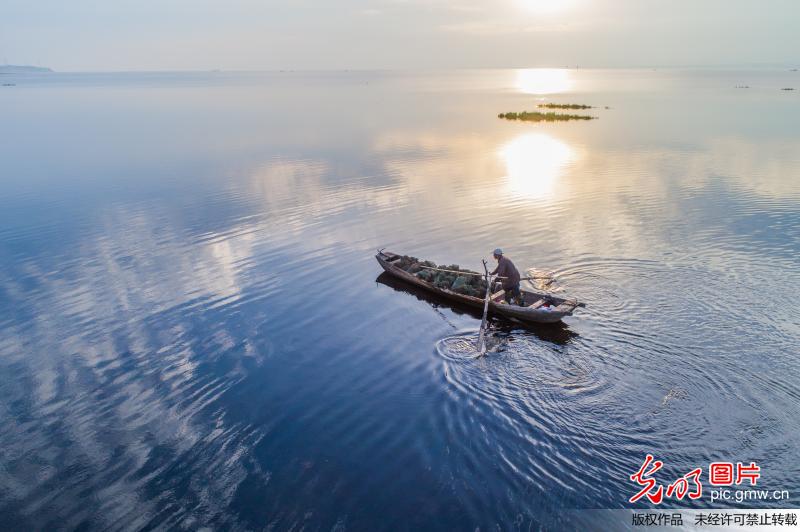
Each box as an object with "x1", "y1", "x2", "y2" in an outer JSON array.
[{"x1": 0, "y1": 69, "x2": 799, "y2": 530}]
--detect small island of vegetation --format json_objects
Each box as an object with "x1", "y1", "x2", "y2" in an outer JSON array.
[
  {"x1": 537, "y1": 103, "x2": 593, "y2": 109},
  {"x1": 497, "y1": 111, "x2": 595, "y2": 122}
]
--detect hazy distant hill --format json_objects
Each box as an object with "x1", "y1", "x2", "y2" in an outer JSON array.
[{"x1": 0, "y1": 65, "x2": 53, "y2": 74}]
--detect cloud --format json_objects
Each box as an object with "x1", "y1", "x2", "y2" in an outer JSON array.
[
  {"x1": 1, "y1": 0, "x2": 799, "y2": 70},
  {"x1": 440, "y1": 21, "x2": 572, "y2": 36}
]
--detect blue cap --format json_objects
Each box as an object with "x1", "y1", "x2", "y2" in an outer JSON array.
[{"x1": 493, "y1": 248, "x2": 503, "y2": 256}]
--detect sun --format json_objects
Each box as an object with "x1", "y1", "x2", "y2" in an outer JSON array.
[{"x1": 516, "y1": 0, "x2": 576, "y2": 15}]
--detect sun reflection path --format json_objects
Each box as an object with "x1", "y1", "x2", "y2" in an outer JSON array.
[
  {"x1": 500, "y1": 133, "x2": 576, "y2": 200},
  {"x1": 515, "y1": 68, "x2": 573, "y2": 95}
]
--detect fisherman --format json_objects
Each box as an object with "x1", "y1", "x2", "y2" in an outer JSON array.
[{"x1": 490, "y1": 248, "x2": 521, "y2": 304}]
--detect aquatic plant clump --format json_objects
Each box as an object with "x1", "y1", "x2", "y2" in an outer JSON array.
[
  {"x1": 497, "y1": 111, "x2": 595, "y2": 122},
  {"x1": 537, "y1": 103, "x2": 593, "y2": 109},
  {"x1": 396, "y1": 256, "x2": 488, "y2": 297}
]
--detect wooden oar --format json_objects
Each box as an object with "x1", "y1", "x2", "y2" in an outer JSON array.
[{"x1": 477, "y1": 259, "x2": 492, "y2": 355}]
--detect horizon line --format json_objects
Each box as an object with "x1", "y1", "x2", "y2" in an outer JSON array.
[{"x1": 3, "y1": 63, "x2": 799, "y2": 75}]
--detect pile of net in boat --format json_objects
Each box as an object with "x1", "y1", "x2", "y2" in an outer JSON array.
[{"x1": 395, "y1": 255, "x2": 488, "y2": 297}]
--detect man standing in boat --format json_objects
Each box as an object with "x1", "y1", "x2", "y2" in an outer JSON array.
[{"x1": 490, "y1": 248, "x2": 521, "y2": 304}]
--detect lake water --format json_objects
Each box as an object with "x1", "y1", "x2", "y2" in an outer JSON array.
[{"x1": 0, "y1": 69, "x2": 798, "y2": 530}]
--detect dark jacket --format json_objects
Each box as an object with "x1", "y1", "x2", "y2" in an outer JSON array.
[{"x1": 491, "y1": 256, "x2": 520, "y2": 289}]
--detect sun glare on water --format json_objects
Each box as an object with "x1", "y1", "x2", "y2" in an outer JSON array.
[
  {"x1": 500, "y1": 133, "x2": 576, "y2": 200},
  {"x1": 515, "y1": 68, "x2": 573, "y2": 95}
]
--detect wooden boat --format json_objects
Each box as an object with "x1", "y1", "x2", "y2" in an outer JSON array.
[{"x1": 376, "y1": 250, "x2": 583, "y2": 324}]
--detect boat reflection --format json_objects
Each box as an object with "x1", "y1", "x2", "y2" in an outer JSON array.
[
  {"x1": 500, "y1": 133, "x2": 576, "y2": 200},
  {"x1": 375, "y1": 272, "x2": 577, "y2": 345},
  {"x1": 515, "y1": 68, "x2": 573, "y2": 94}
]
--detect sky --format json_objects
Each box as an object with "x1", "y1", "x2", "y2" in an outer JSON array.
[{"x1": 1, "y1": 0, "x2": 798, "y2": 71}]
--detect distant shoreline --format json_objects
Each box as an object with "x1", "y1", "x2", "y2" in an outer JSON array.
[
  {"x1": 0, "y1": 66, "x2": 797, "y2": 75},
  {"x1": 0, "y1": 65, "x2": 54, "y2": 74}
]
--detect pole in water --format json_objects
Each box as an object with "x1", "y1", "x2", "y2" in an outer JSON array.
[{"x1": 477, "y1": 259, "x2": 492, "y2": 355}]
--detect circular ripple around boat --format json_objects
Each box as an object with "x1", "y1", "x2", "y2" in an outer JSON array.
[
  {"x1": 435, "y1": 330, "x2": 510, "y2": 362},
  {"x1": 431, "y1": 329, "x2": 651, "y2": 507},
  {"x1": 436, "y1": 334, "x2": 479, "y2": 361},
  {"x1": 438, "y1": 331, "x2": 612, "y2": 415}
]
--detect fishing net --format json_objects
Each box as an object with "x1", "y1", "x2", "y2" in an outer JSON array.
[
  {"x1": 397, "y1": 257, "x2": 488, "y2": 297},
  {"x1": 451, "y1": 276, "x2": 468, "y2": 291}
]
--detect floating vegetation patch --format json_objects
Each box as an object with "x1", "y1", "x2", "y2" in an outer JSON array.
[
  {"x1": 538, "y1": 103, "x2": 593, "y2": 109},
  {"x1": 660, "y1": 387, "x2": 689, "y2": 407},
  {"x1": 497, "y1": 111, "x2": 595, "y2": 122}
]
